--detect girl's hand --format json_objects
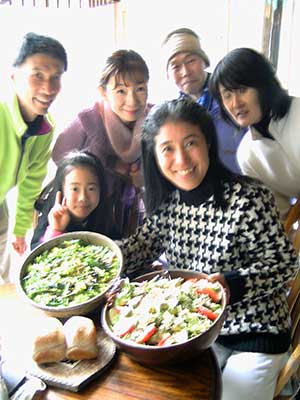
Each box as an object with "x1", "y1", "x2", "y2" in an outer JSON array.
[
  {"x1": 48, "y1": 191, "x2": 70, "y2": 232},
  {"x1": 207, "y1": 272, "x2": 231, "y2": 305}
]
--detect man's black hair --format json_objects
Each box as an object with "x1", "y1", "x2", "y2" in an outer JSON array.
[{"x1": 13, "y1": 32, "x2": 68, "y2": 71}]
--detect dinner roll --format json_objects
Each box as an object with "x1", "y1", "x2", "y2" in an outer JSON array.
[
  {"x1": 32, "y1": 317, "x2": 66, "y2": 363},
  {"x1": 63, "y1": 316, "x2": 98, "y2": 360}
]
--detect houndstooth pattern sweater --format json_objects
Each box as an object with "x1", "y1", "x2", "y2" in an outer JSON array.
[{"x1": 119, "y1": 180, "x2": 298, "y2": 350}]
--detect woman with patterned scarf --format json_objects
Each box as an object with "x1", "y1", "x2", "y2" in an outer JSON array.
[{"x1": 52, "y1": 49, "x2": 152, "y2": 238}]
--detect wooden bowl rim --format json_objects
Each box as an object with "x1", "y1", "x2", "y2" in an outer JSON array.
[
  {"x1": 101, "y1": 269, "x2": 227, "y2": 351},
  {"x1": 17, "y1": 231, "x2": 123, "y2": 316}
]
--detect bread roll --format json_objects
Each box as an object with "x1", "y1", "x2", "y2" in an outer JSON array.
[
  {"x1": 32, "y1": 317, "x2": 66, "y2": 363},
  {"x1": 63, "y1": 316, "x2": 98, "y2": 360}
]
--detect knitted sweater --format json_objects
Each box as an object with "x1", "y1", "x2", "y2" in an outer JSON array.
[{"x1": 119, "y1": 180, "x2": 298, "y2": 352}]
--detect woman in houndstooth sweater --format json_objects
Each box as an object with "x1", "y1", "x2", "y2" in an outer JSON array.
[{"x1": 118, "y1": 98, "x2": 298, "y2": 400}]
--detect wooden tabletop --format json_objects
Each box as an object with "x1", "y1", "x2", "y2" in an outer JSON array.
[{"x1": 0, "y1": 283, "x2": 222, "y2": 400}]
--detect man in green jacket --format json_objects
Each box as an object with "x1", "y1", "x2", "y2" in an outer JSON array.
[{"x1": 0, "y1": 32, "x2": 67, "y2": 283}]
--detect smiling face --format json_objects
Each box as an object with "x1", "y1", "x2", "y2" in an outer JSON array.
[
  {"x1": 219, "y1": 85, "x2": 263, "y2": 127},
  {"x1": 99, "y1": 72, "x2": 148, "y2": 124},
  {"x1": 154, "y1": 120, "x2": 209, "y2": 191},
  {"x1": 63, "y1": 166, "x2": 100, "y2": 223},
  {"x1": 12, "y1": 53, "x2": 65, "y2": 122},
  {"x1": 167, "y1": 52, "x2": 207, "y2": 100}
]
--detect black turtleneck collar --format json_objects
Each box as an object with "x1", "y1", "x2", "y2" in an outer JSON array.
[
  {"x1": 253, "y1": 114, "x2": 273, "y2": 139},
  {"x1": 178, "y1": 173, "x2": 214, "y2": 206},
  {"x1": 22, "y1": 115, "x2": 46, "y2": 147}
]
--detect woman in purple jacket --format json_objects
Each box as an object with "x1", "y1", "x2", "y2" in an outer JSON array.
[{"x1": 52, "y1": 50, "x2": 152, "y2": 238}]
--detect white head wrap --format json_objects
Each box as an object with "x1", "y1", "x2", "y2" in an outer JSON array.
[{"x1": 162, "y1": 31, "x2": 210, "y2": 69}]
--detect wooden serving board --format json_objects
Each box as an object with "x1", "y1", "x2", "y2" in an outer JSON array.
[{"x1": 27, "y1": 328, "x2": 116, "y2": 392}]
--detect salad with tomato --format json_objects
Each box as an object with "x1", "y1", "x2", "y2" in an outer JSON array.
[{"x1": 107, "y1": 275, "x2": 223, "y2": 346}]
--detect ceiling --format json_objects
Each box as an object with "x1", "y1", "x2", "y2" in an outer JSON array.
[{"x1": 0, "y1": 0, "x2": 120, "y2": 7}]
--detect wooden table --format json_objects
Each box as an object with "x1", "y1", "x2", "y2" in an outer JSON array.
[{"x1": 0, "y1": 284, "x2": 222, "y2": 400}]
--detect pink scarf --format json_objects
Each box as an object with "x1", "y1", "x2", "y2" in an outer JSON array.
[{"x1": 98, "y1": 99, "x2": 151, "y2": 164}]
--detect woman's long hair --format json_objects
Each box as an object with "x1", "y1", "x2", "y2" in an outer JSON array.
[
  {"x1": 141, "y1": 98, "x2": 236, "y2": 215},
  {"x1": 209, "y1": 47, "x2": 292, "y2": 125},
  {"x1": 35, "y1": 151, "x2": 111, "y2": 234}
]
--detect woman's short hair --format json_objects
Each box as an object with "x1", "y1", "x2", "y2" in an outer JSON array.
[
  {"x1": 99, "y1": 49, "x2": 149, "y2": 89},
  {"x1": 141, "y1": 98, "x2": 234, "y2": 214},
  {"x1": 209, "y1": 47, "x2": 291, "y2": 124}
]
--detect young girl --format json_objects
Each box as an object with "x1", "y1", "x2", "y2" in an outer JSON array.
[
  {"x1": 118, "y1": 98, "x2": 298, "y2": 400},
  {"x1": 52, "y1": 49, "x2": 152, "y2": 238},
  {"x1": 209, "y1": 47, "x2": 300, "y2": 217},
  {"x1": 31, "y1": 151, "x2": 118, "y2": 249}
]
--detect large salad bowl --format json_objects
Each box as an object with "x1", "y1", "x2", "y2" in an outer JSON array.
[
  {"x1": 101, "y1": 269, "x2": 227, "y2": 366},
  {"x1": 18, "y1": 231, "x2": 123, "y2": 318}
]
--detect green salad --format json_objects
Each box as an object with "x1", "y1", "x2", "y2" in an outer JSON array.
[
  {"x1": 22, "y1": 239, "x2": 119, "y2": 307},
  {"x1": 108, "y1": 275, "x2": 223, "y2": 346}
]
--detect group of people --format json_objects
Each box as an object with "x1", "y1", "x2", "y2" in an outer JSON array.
[{"x1": 0, "y1": 28, "x2": 299, "y2": 400}]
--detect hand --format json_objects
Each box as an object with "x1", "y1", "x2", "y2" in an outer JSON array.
[
  {"x1": 12, "y1": 236, "x2": 27, "y2": 255},
  {"x1": 207, "y1": 272, "x2": 231, "y2": 305},
  {"x1": 48, "y1": 191, "x2": 70, "y2": 232}
]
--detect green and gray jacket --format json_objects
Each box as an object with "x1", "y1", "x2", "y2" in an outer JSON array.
[{"x1": 0, "y1": 92, "x2": 54, "y2": 237}]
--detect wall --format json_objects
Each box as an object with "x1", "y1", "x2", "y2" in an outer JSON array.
[
  {"x1": 0, "y1": 0, "x2": 294, "y2": 279},
  {"x1": 116, "y1": 0, "x2": 265, "y2": 103},
  {"x1": 0, "y1": 1, "x2": 268, "y2": 123},
  {"x1": 0, "y1": 6, "x2": 115, "y2": 133},
  {"x1": 0, "y1": 5, "x2": 115, "y2": 272},
  {"x1": 0, "y1": 1, "x2": 297, "y2": 129},
  {"x1": 277, "y1": 0, "x2": 300, "y2": 96}
]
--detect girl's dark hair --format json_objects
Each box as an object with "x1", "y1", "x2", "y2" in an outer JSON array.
[
  {"x1": 99, "y1": 49, "x2": 149, "y2": 89},
  {"x1": 209, "y1": 47, "x2": 292, "y2": 124},
  {"x1": 141, "y1": 98, "x2": 235, "y2": 214},
  {"x1": 35, "y1": 151, "x2": 109, "y2": 233}
]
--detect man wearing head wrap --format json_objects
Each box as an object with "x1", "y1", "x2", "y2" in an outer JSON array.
[{"x1": 162, "y1": 28, "x2": 244, "y2": 173}]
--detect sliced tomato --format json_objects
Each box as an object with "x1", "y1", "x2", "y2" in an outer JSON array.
[
  {"x1": 136, "y1": 324, "x2": 157, "y2": 344},
  {"x1": 157, "y1": 334, "x2": 172, "y2": 346},
  {"x1": 196, "y1": 287, "x2": 221, "y2": 303},
  {"x1": 197, "y1": 306, "x2": 219, "y2": 321},
  {"x1": 114, "y1": 317, "x2": 136, "y2": 338}
]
